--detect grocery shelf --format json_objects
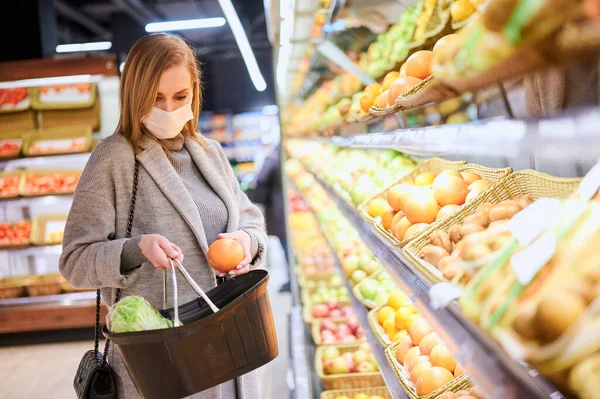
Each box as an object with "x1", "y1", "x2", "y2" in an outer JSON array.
[
  {"x1": 0, "y1": 291, "x2": 95, "y2": 308},
  {"x1": 290, "y1": 178, "x2": 408, "y2": 399},
  {"x1": 0, "y1": 152, "x2": 91, "y2": 171},
  {"x1": 2, "y1": 245, "x2": 63, "y2": 256},
  {"x1": 299, "y1": 169, "x2": 564, "y2": 399},
  {"x1": 0, "y1": 195, "x2": 73, "y2": 207},
  {"x1": 290, "y1": 305, "x2": 320, "y2": 399},
  {"x1": 323, "y1": 107, "x2": 600, "y2": 162}
]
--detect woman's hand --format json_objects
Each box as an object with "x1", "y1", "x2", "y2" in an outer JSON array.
[
  {"x1": 214, "y1": 231, "x2": 252, "y2": 277},
  {"x1": 139, "y1": 234, "x2": 183, "y2": 270}
]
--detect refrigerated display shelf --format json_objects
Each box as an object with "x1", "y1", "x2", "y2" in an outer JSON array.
[
  {"x1": 294, "y1": 166, "x2": 564, "y2": 399},
  {"x1": 0, "y1": 195, "x2": 73, "y2": 207},
  {"x1": 324, "y1": 107, "x2": 600, "y2": 162},
  {"x1": 290, "y1": 305, "x2": 321, "y2": 399},
  {"x1": 0, "y1": 244, "x2": 62, "y2": 255},
  {"x1": 290, "y1": 178, "x2": 408, "y2": 399}
]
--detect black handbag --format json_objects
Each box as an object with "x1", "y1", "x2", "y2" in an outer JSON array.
[{"x1": 74, "y1": 161, "x2": 140, "y2": 399}]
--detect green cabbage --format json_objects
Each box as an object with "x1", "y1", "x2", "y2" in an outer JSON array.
[{"x1": 108, "y1": 295, "x2": 175, "y2": 333}]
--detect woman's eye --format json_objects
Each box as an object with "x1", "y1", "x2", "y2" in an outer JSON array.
[{"x1": 175, "y1": 96, "x2": 187, "y2": 101}]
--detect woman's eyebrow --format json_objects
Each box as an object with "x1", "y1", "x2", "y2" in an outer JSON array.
[{"x1": 174, "y1": 88, "x2": 190, "y2": 95}]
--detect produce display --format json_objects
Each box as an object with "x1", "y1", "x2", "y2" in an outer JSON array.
[
  {"x1": 304, "y1": 276, "x2": 350, "y2": 304},
  {"x1": 0, "y1": 173, "x2": 21, "y2": 198},
  {"x1": 373, "y1": 291, "x2": 427, "y2": 345},
  {"x1": 368, "y1": 168, "x2": 493, "y2": 244},
  {"x1": 418, "y1": 195, "x2": 534, "y2": 283},
  {"x1": 355, "y1": 271, "x2": 399, "y2": 309},
  {"x1": 316, "y1": 318, "x2": 367, "y2": 345},
  {"x1": 38, "y1": 84, "x2": 93, "y2": 104},
  {"x1": 0, "y1": 139, "x2": 21, "y2": 158},
  {"x1": 321, "y1": 343, "x2": 380, "y2": 375},
  {"x1": 0, "y1": 88, "x2": 29, "y2": 111},
  {"x1": 22, "y1": 170, "x2": 81, "y2": 196},
  {"x1": 311, "y1": 299, "x2": 356, "y2": 321},
  {"x1": 391, "y1": 332, "x2": 467, "y2": 396},
  {"x1": 329, "y1": 393, "x2": 388, "y2": 399},
  {"x1": 26, "y1": 136, "x2": 88, "y2": 155},
  {"x1": 0, "y1": 220, "x2": 32, "y2": 247}
]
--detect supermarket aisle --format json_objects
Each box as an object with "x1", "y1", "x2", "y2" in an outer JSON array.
[{"x1": 0, "y1": 236, "x2": 291, "y2": 399}]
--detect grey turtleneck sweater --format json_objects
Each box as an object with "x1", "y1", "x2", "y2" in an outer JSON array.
[{"x1": 120, "y1": 134, "x2": 229, "y2": 271}]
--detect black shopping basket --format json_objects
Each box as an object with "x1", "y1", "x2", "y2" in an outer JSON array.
[{"x1": 103, "y1": 260, "x2": 278, "y2": 399}]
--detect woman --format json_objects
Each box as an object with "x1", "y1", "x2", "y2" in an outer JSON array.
[{"x1": 59, "y1": 33, "x2": 267, "y2": 399}]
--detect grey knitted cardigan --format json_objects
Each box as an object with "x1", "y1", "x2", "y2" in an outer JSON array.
[{"x1": 59, "y1": 132, "x2": 267, "y2": 399}]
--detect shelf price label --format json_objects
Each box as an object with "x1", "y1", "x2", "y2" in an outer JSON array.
[
  {"x1": 578, "y1": 162, "x2": 600, "y2": 201},
  {"x1": 510, "y1": 232, "x2": 556, "y2": 286},
  {"x1": 429, "y1": 282, "x2": 464, "y2": 310},
  {"x1": 508, "y1": 197, "x2": 561, "y2": 246}
]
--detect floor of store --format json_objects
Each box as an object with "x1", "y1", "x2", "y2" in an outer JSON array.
[{"x1": 0, "y1": 237, "x2": 291, "y2": 399}]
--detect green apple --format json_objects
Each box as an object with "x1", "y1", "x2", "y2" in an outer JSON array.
[
  {"x1": 377, "y1": 273, "x2": 389, "y2": 283},
  {"x1": 381, "y1": 279, "x2": 397, "y2": 293},
  {"x1": 329, "y1": 275, "x2": 344, "y2": 288},
  {"x1": 311, "y1": 293, "x2": 323, "y2": 303},
  {"x1": 375, "y1": 292, "x2": 389, "y2": 307},
  {"x1": 351, "y1": 270, "x2": 368, "y2": 285},
  {"x1": 363, "y1": 260, "x2": 381, "y2": 275},
  {"x1": 359, "y1": 279, "x2": 378, "y2": 300}
]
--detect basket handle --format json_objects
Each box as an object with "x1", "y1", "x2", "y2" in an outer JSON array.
[{"x1": 165, "y1": 259, "x2": 220, "y2": 318}]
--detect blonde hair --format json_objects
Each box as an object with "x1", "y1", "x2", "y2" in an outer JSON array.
[{"x1": 117, "y1": 33, "x2": 205, "y2": 152}]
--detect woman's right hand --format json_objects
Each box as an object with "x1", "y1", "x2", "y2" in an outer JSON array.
[{"x1": 139, "y1": 234, "x2": 183, "y2": 270}]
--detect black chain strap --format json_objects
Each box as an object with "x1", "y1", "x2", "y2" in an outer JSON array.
[{"x1": 95, "y1": 160, "x2": 140, "y2": 366}]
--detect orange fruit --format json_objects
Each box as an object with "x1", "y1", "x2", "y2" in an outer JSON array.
[
  {"x1": 360, "y1": 92, "x2": 376, "y2": 113},
  {"x1": 409, "y1": 318, "x2": 432, "y2": 346},
  {"x1": 367, "y1": 198, "x2": 392, "y2": 219},
  {"x1": 393, "y1": 329, "x2": 409, "y2": 342},
  {"x1": 383, "y1": 313, "x2": 398, "y2": 338},
  {"x1": 405, "y1": 50, "x2": 434, "y2": 80},
  {"x1": 381, "y1": 209, "x2": 396, "y2": 230},
  {"x1": 388, "y1": 76, "x2": 422, "y2": 104},
  {"x1": 390, "y1": 211, "x2": 405, "y2": 232},
  {"x1": 430, "y1": 344, "x2": 457, "y2": 373},
  {"x1": 415, "y1": 172, "x2": 436, "y2": 187},
  {"x1": 416, "y1": 367, "x2": 455, "y2": 396},
  {"x1": 404, "y1": 191, "x2": 439, "y2": 224},
  {"x1": 395, "y1": 306, "x2": 416, "y2": 330},
  {"x1": 436, "y1": 204, "x2": 460, "y2": 221},
  {"x1": 405, "y1": 223, "x2": 429, "y2": 240},
  {"x1": 207, "y1": 238, "x2": 244, "y2": 273},
  {"x1": 395, "y1": 337, "x2": 414, "y2": 363},
  {"x1": 392, "y1": 217, "x2": 412, "y2": 241},
  {"x1": 364, "y1": 83, "x2": 382, "y2": 96}
]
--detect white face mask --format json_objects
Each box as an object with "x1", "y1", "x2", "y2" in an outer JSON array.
[{"x1": 142, "y1": 100, "x2": 194, "y2": 140}]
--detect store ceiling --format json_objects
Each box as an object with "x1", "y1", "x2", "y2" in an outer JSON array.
[
  {"x1": 56, "y1": 0, "x2": 272, "y2": 59},
  {"x1": 53, "y1": 0, "x2": 276, "y2": 112}
]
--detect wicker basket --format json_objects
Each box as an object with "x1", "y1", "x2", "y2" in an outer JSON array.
[
  {"x1": 40, "y1": 98, "x2": 101, "y2": 131},
  {"x1": 0, "y1": 170, "x2": 23, "y2": 199},
  {"x1": 370, "y1": 158, "x2": 466, "y2": 247},
  {"x1": 312, "y1": 318, "x2": 367, "y2": 346},
  {"x1": 22, "y1": 125, "x2": 92, "y2": 156},
  {"x1": 369, "y1": 104, "x2": 402, "y2": 118},
  {"x1": 19, "y1": 169, "x2": 82, "y2": 197},
  {"x1": 297, "y1": 271, "x2": 337, "y2": 288},
  {"x1": 320, "y1": 386, "x2": 392, "y2": 399},
  {"x1": 0, "y1": 275, "x2": 33, "y2": 299},
  {"x1": 353, "y1": 269, "x2": 385, "y2": 310},
  {"x1": 368, "y1": 305, "x2": 393, "y2": 347},
  {"x1": 395, "y1": 76, "x2": 458, "y2": 110},
  {"x1": 385, "y1": 338, "x2": 472, "y2": 399},
  {"x1": 303, "y1": 300, "x2": 353, "y2": 325},
  {"x1": 0, "y1": 88, "x2": 31, "y2": 113},
  {"x1": 30, "y1": 213, "x2": 68, "y2": 246},
  {"x1": 30, "y1": 83, "x2": 97, "y2": 110},
  {"x1": 403, "y1": 169, "x2": 581, "y2": 284},
  {"x1": 568, "y1": 353, "x2": 600, "y2": 399},
  {"x1": 25, "y1": 273, "x2": 65, "y2": 297},
  {"x1": 316, "y1": 343, "x2": 385, "y2": 390}
]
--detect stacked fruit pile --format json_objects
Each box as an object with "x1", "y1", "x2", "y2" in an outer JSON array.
[
  {"x1": 321, "y1": 343, "x2": 380, "y2": 375},
  {"x1": 0, "y1": 221, "x2": 32, "y2": 247},
  {"x1": 368, "y1": 169, "x2": 491, "y2": 242},
  {"x1": 22, "y1": 171, "x2": 81, "y2": 196},
  {"x1": 0, "y1": 174, "x2": 20, "y2": 197},
  {"x1": 318, "y1": 319, "x2": 367, "y2": 345},
  {"x1": 355, "y1": 271, "x2": 399, "y2": 308}
]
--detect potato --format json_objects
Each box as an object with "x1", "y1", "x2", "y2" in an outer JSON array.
[
  {"x1": 459, "y1": 223, "x2": 485, "y2": 237},
  {"x1": 476, "y1": 202, "x2": 492, "y2": 213},
  {"x1": 437, "y1": 392, "x2": 458, "y2": 399},
  {"x1": 443, "y1": 263, "x2": 463, "y2": 280},
  {"x1": 438, "y1": 255, "x2": 455, "y2": 272},
  {"x1": 463, "y1": 211, "x2": 490, "y2": 227},
  {"x1": 430, "y1": 230, "x2": 452, "y2": 253},
  {"x1": 489, "y1": 202, "x2": 521, "y2": 221},
  {"x1": 449, "y1": 225, "x2": 463, "y2": 243},
  {"x1": 488, "y1": 219, "x2": 509, "y2": 230},
  {"x1": 419, "y1": 245, "x2": 450, "y2": 267},
  {"x1": 512, "y1": 302, "x2": 539, "y2": 341},
  {"x1": 516, "y1": 194, "x2": 534, "y2": 209},
  {"x1": 455, "y1": 390, "x2": 470, "y2": 396},
  {"x1": 536, "y1": 292, "x2": 587, "y2": 342},
  {"x1": 489, "y1": 233, "x2": 513, "y2": 251}
]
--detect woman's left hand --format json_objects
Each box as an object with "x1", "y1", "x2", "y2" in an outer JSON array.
[{"x1": 216, "y1": 231, "x2": 252, "y2": 277}]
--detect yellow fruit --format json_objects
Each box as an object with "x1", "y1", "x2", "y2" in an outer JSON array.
[
  {"x1": 388, "y1": 290, "x2": 410, "y2": 310},
  {"x1": 407, "y1": 314, "x2": 422, "y2": 328},
  {"x1": 352, "y1": 395, "x2": 368, "y2": 399},
  {"x1": 450, "y1": 0, "x2": 476, "y2": 22},
  {"x1": 393, "y1": 329, "x2": 409, "y2": 342},
  {"x1": 395, "y1": 306, "x2": 416, "y2": 330},
  {"x1": 383, "y1": 313, "x2": 399, "y2": 338},
  {"x1": 378, "y1": 306, "x2": 396, "y2": 325},
  {"x1": 367, "y1": 198, "x2": 392, "y2": 219},
  {"x1": 415, "y1": 172, "x2": 435, "y2": 187}
]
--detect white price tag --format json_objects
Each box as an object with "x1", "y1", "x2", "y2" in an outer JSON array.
[
  {"x1": 578, "y1": 163, "x2": 600, "y2": 201},
  {"x1": 429, "y1": 283, "x2": 464, "y2": 310},
  {"x1": 508, "y1": 198, "x2": 561, "y2": 246},
  {"x1": 510, "y1": 232, "x2": 556, "y2": 285}
]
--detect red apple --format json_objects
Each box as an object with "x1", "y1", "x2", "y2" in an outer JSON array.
[
  {"x1": 312, "y1": 304, "x2": 330, "y2": 318},
  {"x1": 327, "y1": 299, "x2": 339, "y2": 311}
]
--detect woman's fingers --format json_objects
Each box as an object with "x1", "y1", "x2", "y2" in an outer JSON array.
[
  {"x1": 229, "y1": 265, "x2": 250, "y2": 276},
  {"x1": 171, "y1": 244, "x2": 184, "y2": 263}
]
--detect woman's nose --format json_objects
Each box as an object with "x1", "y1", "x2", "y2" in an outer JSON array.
[{"x1": 158, "y1": 100, "x2": 175, "y2": 112}]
